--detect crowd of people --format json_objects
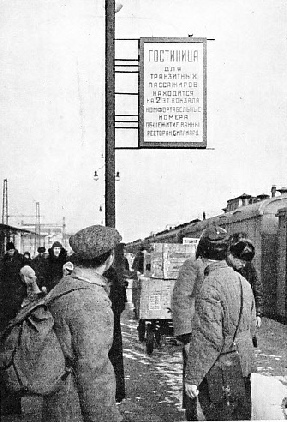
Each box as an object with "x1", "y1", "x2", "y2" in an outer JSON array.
[
  {"x1": 0, "y1": 223, "x2": 263, "y2": 421},
  {"x1": 0, "y1": 230, "x2": 128, "y2": 421}
]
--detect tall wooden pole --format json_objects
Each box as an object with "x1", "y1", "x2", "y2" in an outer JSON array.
[{"x1": 105, "y1": 0, "x2": 116, "y2": 228}]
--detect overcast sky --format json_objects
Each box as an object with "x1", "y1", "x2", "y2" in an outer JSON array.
[{"x1": 0, "y1": 0, "x2": 286, "y2": 242}]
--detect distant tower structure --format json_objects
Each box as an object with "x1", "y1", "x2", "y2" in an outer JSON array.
[
  {"x1": 2, "y1": 179, "x2": 8, "y2": 225},
  {"x1": 35, "y1": 202, "x2": 41, "y2": 249}
]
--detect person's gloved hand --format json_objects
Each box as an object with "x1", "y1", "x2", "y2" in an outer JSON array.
[
  {"x1": 185, "y1": 383, "x2": 199, "y2": 398},
  {"x1": 184, "y1": 343, "x2": 190, "y2": 354}
]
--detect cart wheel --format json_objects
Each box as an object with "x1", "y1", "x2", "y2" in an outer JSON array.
[
  {"x1": 146, "y1": 324, "x2": 155, "y2": 355},
  {"x1": 137, "y1": 319, "x2": 146, "y2": 342}
]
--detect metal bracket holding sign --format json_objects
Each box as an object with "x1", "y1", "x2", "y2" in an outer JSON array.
[{"x1": 139, "y1": 37, "x2": 207, "y2": 149}]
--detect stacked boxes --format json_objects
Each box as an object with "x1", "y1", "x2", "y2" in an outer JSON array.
[
  {"x1": 150, "y1": 243, "x2": 195, "y2": 279},
  {"x1": 137, "y1": 243, "x2": 195, "y2": 320}
]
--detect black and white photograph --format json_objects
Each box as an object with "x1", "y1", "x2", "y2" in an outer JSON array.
[{"x1": 0, "y1": 1, "x2": 287, "y2": 421}]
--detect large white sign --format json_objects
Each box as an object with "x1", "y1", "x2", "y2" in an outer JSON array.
[{"x1": 139, "y1": 37, "x2": 207, "y2": 149}]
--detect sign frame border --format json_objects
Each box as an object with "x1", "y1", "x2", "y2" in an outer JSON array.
[{"x1": 139, "y1": 37, "x2": 207, "y2": 149}]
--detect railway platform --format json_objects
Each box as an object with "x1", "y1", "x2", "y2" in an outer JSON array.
[{"x1": 1, "y1": 316, "x2": 287, "y2": 421}]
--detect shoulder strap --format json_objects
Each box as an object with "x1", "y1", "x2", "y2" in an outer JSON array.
[
  {"x1": 44, "y1": 286, "x2": 90, "y2": 306},
  {"x1": 3, "y1": 286, "x2": 90, "y2": 332},
  {"x1": 232, "y1": 276, "x2": 244, "y2": 344},
  {"x1": 3, "y1": 298, "x2": 47, "y2": 331}
]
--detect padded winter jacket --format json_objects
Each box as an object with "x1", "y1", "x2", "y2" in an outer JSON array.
[
  {"x1": 42, "y1": 267, "x2": 122, "y2": 422},
  {"x1": 185, "y1": 261, "x2": 256, "y2": 386},
  {"x1": 171, "y1": 257, "x2": 211, "y2": 338}
]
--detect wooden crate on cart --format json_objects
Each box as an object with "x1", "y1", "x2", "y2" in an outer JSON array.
[
  {"x1": 137, "y1": 275, "x2": 175, "y2": 320},
  {"x1": 135, "y1": 243, "x2": 195, "y2": 319},
  {"x1": 149, "y1": 242, "x2": 195, "y2": 279},
  {"x1": 133, "y1": 243, "x2": 196, "y2": 354}
]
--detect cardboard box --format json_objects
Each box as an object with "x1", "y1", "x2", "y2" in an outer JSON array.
[
  {"x1": 137, "y1": 275, "x2": 175, "y2": 320},
  {"x1": 150, "y1": 243, "x2": 195, "y2": 279}
]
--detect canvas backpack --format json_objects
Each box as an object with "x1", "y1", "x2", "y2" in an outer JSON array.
[{"x1": 0, "y1": 286, "x2": 87, "y2": 396}]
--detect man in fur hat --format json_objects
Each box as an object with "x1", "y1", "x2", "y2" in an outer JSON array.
[
  {"x1": 227, "y1": 233, "x2": 263, "y2": 329},
  {"x1": 45, "y1": 241, "x2": 68, "y2": 291},
  {"x1": 172, "y1": 233, "x2": 214, "y2": 421},
  {"x1": 185, "y1": 226, "x2": 256, "y2": 421}
]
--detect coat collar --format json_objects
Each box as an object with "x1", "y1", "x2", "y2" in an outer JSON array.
[
  {"x1": 72, "y1": 266, "x2": 108, "y2": 289},
  {"x1": 205, "y1": 260, "x2": 229, "y2": 274}
]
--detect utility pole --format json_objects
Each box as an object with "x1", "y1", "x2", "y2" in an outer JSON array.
[
  {"x1": 2, "y1": 179, "x2": 8, "y2": 225},
  {"x1": 62, "y1": 217, "x2": 67, "y2": 248},
  {"x1": 105, "y1": 0, "x2": 116, "y2": 228}
]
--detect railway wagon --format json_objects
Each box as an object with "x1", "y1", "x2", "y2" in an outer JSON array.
[
  {"x1": 178, "y1": 193, "x2": 287, "y2": 319},
  {"x1": 276, "y1": 207, "x2": 287, "y2": 322},
  {"x1": 126, "y1": 189, "x2": 287, "y2": 321}
]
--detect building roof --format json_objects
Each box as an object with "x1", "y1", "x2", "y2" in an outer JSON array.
[
  {"x1": 227, "y1": 192, "x2": 252, "y2": 203},
  {"x1": 224, "y1": 194, "x2": 287, "y2": 223},
  {"x1": 0, "y1": 223, "x2": 35, "y2": 235}
]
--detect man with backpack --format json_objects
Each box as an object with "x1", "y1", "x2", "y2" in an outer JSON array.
[
  {"x1": 0, "y1": 225, "x2": 123, "y2": 422},
  {"x1": 42, "y1": 224, "x2": 123, "y2": 422}
]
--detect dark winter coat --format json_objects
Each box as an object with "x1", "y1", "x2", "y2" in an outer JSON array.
[
  {"x1": 0, "y1": 250, "x2": 25, "y2": 330},
  {"x1": 45, "y1": 247, "x2": 68, "y2": 291},
  {"x1": 42, "y1": 267, "x2": 122, "y2": 422},
  {"x1": 238, "y1": 261, "x2": 264, "y2": 317},
  {"x1": 132, "y1": 251, "x2": 145, "y2": 273},
  {"x1": 185, "y1": 261, "x2": 256, "y2": 387},
  {"x1": 105, "y1": 266, "x2": 127, "y2": 403},
  {"x1": 31, "y1": 254, "x2": 48, "y2": 289}
]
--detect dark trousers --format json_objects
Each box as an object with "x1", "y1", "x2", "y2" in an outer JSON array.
[
  {"x1": 182, "y1": 348, "x2": 198, "y2": 421},
  {"x1": 198, "y1": 375, "x2": 251, "y2": 421},
  {"x1": 0, "y1": 385, "x2": 21, "y2": 416},
  {"x1": 109, "y1": 313, "x2": 126, "y2": 403}
]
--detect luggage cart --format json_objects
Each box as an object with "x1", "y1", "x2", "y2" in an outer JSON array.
[
  {"x1": 133, "y1": 275, "x2": 175, "y2": 355},
  {"x1": 132, "y1": 242, "x2": 195, "y2": 354}
]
